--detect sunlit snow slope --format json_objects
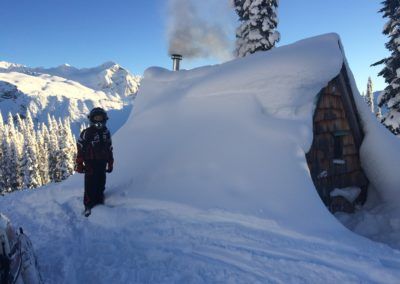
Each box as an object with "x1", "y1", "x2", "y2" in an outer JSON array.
[
  {"x1": 0, "y1": 61, "x2": 141, "y2": 135},
  {"x1": 1, "y1": 34, "x2": 400, "y2": 283}
]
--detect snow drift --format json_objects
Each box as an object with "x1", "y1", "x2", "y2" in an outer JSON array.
[
  {"x1": 110, "y1": 33, "x2": 347, "y2": 235},
  {"x1": 111, "y1": 32, "x2": 400, "y2": 237}
]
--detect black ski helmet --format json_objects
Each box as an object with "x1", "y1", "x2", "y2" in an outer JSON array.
[{"x1": 88, "y1": 107, "x2": 108, "y2": 128}]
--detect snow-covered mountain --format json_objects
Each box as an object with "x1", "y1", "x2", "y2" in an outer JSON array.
[
  {"x1": 0, "y1": 61, "x2": 141, "y2": 135},
  {"x1": 1, "y1": 34, "x2": 400, "y2": 282}
]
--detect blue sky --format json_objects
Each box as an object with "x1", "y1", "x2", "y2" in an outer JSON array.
[{"x1": 0, "y1": 0, "x2": 389, "y2": 92}]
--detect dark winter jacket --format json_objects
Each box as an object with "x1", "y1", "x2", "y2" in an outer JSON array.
[{"x1": 76, "y1": 126, "x2": 114, "y2": 163}]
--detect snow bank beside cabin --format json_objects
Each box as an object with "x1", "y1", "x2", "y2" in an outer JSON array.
[
  {"x1": 110, "y1": 34, "x2": 345, "y2": 235},
  {"x1": 332, "y1": 57, "x2": 400, "y2": 250},
  {"x1": 343, "y1": 60, "x2": 400, "y2": 205}
]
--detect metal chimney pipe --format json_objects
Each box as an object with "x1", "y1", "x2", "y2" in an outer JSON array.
[{"x1": 171, "y1": 54, "x2": 182, "y2": 71}]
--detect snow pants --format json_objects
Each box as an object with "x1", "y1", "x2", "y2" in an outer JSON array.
[{"x1": 84, "y1": 160, "x2": 107, "y2": 208}]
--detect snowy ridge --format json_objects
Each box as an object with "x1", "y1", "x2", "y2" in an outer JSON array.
[
  {"x1": 1, "y1": 34, "x2": 400, "y2": 282},
  {"x1": 0, "y1": 61, "x2": 25, "y2": 70},
  {"x1": 33, "y1": 62, "x2": 141, "y2": 98},
  {"x1": 0, "y1": 61, "x2": 141, "y2": 135}
]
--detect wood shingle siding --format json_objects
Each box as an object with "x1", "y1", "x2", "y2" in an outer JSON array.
[{"x1": 306, "y1": 65, "x2": 369, "y2": 212}]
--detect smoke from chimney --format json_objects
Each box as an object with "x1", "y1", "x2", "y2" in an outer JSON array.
[{"x1": 167, "y1": 0, "x2": 233, "y2": 61}]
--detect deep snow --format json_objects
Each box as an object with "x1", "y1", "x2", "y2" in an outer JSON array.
[
  {"x1": 2, "y1": 178, "x2": 400, "y2": 283},
  {"x1": 1, "y1": 33, "x2": 400, "y2": 283}
]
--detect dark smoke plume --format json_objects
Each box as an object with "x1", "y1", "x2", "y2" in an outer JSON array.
[{"x1": 167, "y1": 0, "x2": 233, "y2": 60}]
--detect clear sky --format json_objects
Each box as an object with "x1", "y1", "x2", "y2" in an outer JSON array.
[{"x1": 0, "y1": 0, "x2": 389, "y2": 92}]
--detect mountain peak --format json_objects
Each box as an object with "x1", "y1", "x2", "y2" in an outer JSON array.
[
  {"x1": 0, "y1": 61, "x2": 26, "y2": 70},
  {"x1": 99, "y1": 61, "x2": 118, "y2": 69}
]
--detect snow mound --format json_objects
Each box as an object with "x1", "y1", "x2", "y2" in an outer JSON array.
[
  {"x1": 339, "y1": 54, "x2": 400, "y2": 205},
  {"x1": 110, "y1": 33, "x2": 345, "y2": 235},
  {"x1": 331, "y1": 57, "x2": 400, "y2": 250}
]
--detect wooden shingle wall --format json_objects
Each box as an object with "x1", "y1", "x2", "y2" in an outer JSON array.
[{"x1": 306, "y1": 74, "x2": 368, "y2": 210}]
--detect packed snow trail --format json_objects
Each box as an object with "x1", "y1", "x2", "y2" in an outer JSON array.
[{"x1": 1, "y1": 178, "x2": 400, "y2": 284}]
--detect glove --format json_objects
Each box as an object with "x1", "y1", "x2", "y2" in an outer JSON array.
[
  {"x1": 75, "y1": 157, "x2": 85, "y2": 174},
  {"x1": 106, "y1": 160, "x2": 113, "y2": 173}
]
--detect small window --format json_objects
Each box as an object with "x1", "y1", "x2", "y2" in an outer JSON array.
[
  {"x1": 332, "y1": 130, "x2": 349, "y2": 159},
  {"x1": 333, "y1": 136, "x2": 343, "y2": 159}
]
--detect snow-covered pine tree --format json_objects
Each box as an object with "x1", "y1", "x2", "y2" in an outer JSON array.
[
  {"x1": 48, "y1": 115, "x2": 61, "y2": 182},
  {"x1": 25, "y1": 110, "x2": 34, "y2": 129},
  {"x1": 373, "y1": 0, "x2": 400, "y2": 134},
  {"x1": 63, "y1": 118, "x2": 77, "y2": 175},
  {"x1": 5, "y1": 114, "x2": 22, "y2": 191},
  {"x1": 0, "y1": 113, "x2": 5, "y2": 193},
  {"x1": 1, "y1": 126, "x2": 12, "y2": 193},
  {"x1": 21, "y1": 124, "x2": 41, "y2": 189},
  {"x1": 0, "y1": 112, "x2": 4, "y2": 136},
  {"x1": 79, "y1": 122, "x2": 88, "y2": 135},
  {"x1": 14, "y1": 114, "x2": 26, "y2": 160},
  {"x1": 16, "y1": 113, "x2": 26, "y2": 134},
  {"x1": 366, "y1": 77, "x2": 374, "y2": 113},
  {"x1": 234, "y1": 0, "x2": 280, "y2": 57},
  {"x1": 37, "y1": 123, "x2": 51, "y2": 185},
  {"x1": 56, "y1": 118, "x2": 73, "y2": 181}
]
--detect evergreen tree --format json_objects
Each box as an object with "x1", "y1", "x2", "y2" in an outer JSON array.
[
  {"x1": 21, "y1": 125, "x2": 41, "y2": 189},
  {"x1": 1, "y1": 111, "x2": 77, "y2": 193},
  {"x1": 14, "y1": 114, "x2": 25, "y2": 157},
  {"x1": 366, "y1": 77, "x2": 374, "y2": 113},
  {"x1": 48, "y1": 115, "x2": 61, "y2": 182},
  {"x1": 0, "y1": 113, "x2": 5, "y2": 193},
  {"x1": 234, "y1": 0, "x2": 280, "y2": 57},
  {"x1": 0, "y1": 112, "x2": 4, "y2": 137},
  {"x1": 80, "y1": 122, "x2": 88, "y2": 134},
  {"x1": 4, "y1": 117, "x2": 22, "y2": 191},
  {"x1": 63, "y1": 118, "x2": 77, "y2": 175},
  {"x1": 37, "y1": 123, "x2": 51, "y2": 185},
  {"x1": 1, "y1": 126, "x2": 12, "y2": 193},
  {"x1": 25, "y1": 110, "x2": 36, "y2": 136},
  {"x1": 56, "y1": 118, "x2": 73, "y2": 181},
  {"x1": 373, "y1": 0, "x2": 400, "y2": 134}
]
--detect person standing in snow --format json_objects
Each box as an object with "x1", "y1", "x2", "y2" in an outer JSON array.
[{"x1": 75, "y1": 107, "x2": 114, "y2": 217}]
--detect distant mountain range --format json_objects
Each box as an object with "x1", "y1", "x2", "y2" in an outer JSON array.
[{"x1": 0, "y1": 61, "x2": 141, "y2": 136}]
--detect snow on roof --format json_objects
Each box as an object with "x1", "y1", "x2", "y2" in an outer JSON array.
[{"x1": 110, "y1": 33, "x2": 346, "y2": 234}]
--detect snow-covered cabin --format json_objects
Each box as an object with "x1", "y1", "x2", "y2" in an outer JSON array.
[
  {"x1": 109, "y1": 32, "x2": 400, "y2": 230},
  {"x1": 306, "y1": 63, "x2": 369, "y2": 212}
]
